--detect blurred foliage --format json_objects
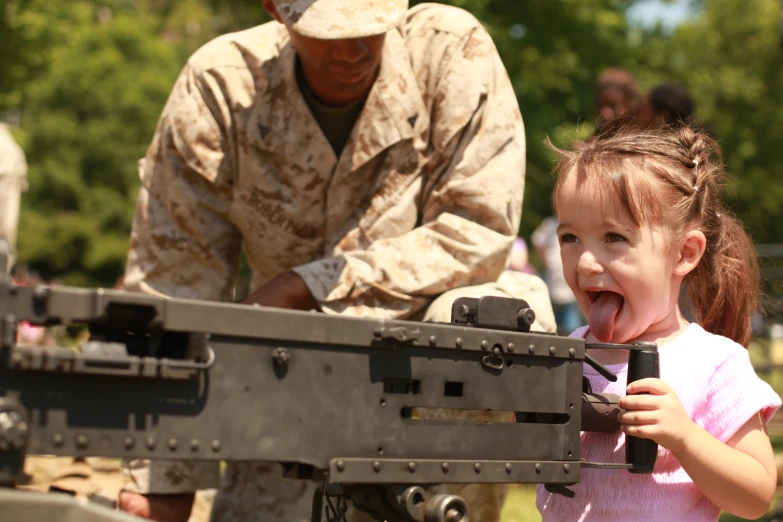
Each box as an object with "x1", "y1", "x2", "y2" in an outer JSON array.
[{"x1": 1, "y1": 0, "x2": 782, "y2": 286}]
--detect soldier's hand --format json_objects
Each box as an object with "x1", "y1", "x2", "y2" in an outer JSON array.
[
  {"x1": 118, "y1": 491, "x2": 195, "y2": 522},
  {"x1": 243, "y1": 270, "x2": 320, "y2": 311}
]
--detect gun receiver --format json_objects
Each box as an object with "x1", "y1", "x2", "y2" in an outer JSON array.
[{"x1": 0, "y1": 284, "x2": 658, "y2": 522}]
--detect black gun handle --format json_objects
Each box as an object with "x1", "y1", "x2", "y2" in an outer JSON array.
[{"x1": 626, "y1": 349, "x2": 659, "y2": 473}]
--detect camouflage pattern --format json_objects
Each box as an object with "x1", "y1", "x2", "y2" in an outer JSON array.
[
  {"x1": 0, "y1": 123, "x2": 28, "y2": 267},
  {"x1": 274, "y1": 0, "x2": 409, "y2": 40},
  {"x1": 123, "y1": 3, "x2": 546, "y2": 521}
]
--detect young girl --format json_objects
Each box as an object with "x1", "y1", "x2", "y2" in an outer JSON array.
[{"x1": 536, "y1": 126, "x2": 781, "y2": 521}]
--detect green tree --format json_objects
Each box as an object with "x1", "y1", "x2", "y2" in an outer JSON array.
[
  {"x1": 634, "y1": 0, "x2": 783, "y2": 244},
  {"x1": 16, "y1": 6, "x2": 181, "y2": 286}
]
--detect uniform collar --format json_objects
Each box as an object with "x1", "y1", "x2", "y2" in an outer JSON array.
[{"x1": 249, "y1": 25, "x2": 429, "y2": 175}]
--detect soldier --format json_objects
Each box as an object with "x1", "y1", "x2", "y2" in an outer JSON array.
[
  {"x1": 120, "y1": 0, "x2": 556, "y2": 521},
  {"x1": 0, "y1": 123, "x2": 27, "y2": 273}
]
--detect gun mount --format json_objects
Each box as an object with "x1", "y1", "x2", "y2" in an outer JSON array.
[{"x1": 0, "y1": 282, "x2": 658, "y2": 522}]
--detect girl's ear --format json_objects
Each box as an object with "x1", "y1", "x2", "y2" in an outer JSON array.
[{"x1": 673, "y1": 229, "x2": 706, "y2": 277}]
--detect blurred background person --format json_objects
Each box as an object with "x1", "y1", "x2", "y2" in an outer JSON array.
[
  {"x1": 531, "y1": 216, "x2": 583, "y2": 335},
  {"x1": 638, "y1": 81, "x2": 694, "y2": 128},
  {"x1": 0, "y1": 122, "x2": 27, "y2": 272},
  {"x1": 593, "y1": 67, "x2": 642, "y2": 137},
  {"x1": 507, "y1": 237, "x2": 537, "y2": 275},
  {"x1": 638, "y1": 81, "x2": 716, "y2": 137}
]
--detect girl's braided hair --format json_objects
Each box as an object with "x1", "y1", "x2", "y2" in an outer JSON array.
[{"x1": 548, "y1": 125, "x2": 760, "y2": 347}]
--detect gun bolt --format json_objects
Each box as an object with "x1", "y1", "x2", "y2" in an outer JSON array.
[{"x1": 0, "y1": 411, "x2": 27, "y2": 450}]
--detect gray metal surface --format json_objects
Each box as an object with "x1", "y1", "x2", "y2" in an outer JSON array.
[
  {"x1": 0, "y1": 489, "x2": 142, "y2": 522},
  {"x1": 0, "y1": 282, "x2": 584, "y2": 486}
]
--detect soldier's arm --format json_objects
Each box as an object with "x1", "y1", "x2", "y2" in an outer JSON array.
[
  {"x1": 293, "y1": 15, "x2": 525, "y2": 319},
  {"x1": 124, "y1": 62, "x2": 242, "y2": 302}
]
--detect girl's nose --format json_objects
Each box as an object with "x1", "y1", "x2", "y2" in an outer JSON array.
[{"x1": 576, "y1": 250, "x2": 603, "y2": 276}]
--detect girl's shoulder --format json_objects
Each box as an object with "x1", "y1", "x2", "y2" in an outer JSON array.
[{"x1": 669, "y1": 323, "x2": 750, "y2": 373}]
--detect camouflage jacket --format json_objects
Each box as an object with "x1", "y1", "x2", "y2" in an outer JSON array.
[{"x1": 124, "y1": 2, "x2": 526, "y2": 319}]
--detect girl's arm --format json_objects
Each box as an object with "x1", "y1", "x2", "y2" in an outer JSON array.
[{"x1": 619, "y1": 378, "x2": 776, "y2": 520}]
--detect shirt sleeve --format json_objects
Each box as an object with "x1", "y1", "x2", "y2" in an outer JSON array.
[
  {"x1": 294, "y1": 23, "x2": 525, "y2": 319},
  {"x1": 694, "y1": 349, "x2": 781, "y2": 443},
  {"x1": 124, "y1": 63, "x2": 242, "y2": 301}
]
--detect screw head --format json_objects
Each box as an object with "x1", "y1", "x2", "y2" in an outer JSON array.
[
  {"x1": 442, "y1": 462, "x2": 450, "y2": 473},
  {"x1": 429, "y1": 335, "x2": 437, "y2": 346},
  {"x1": 408, "y1": 461, "x2": 417, "y2": 473},
  {"x1": 52, "y1": 433, "x2": 64, "y2": 447},
  {"x1": 481, "y1": 340, "x2": 489, "y2": 350},
  {"x1": 474, "y1": 462, "x2": 482, "y2": 473},
  {"x1": 336, "y1": 460, "x2": 345, "y2": 472},
  {"x1": 190, "y1": 439, "x2": 200, "y2": 452},
  {"x1": 549, "y1": 346, "x2": 556, "y2": 356},
  {"x1": 373, "y1": 461, "x2": 381, "y2": 472},
  {"x1": 123, "y1": 437, "x2": 135, "y2": 450},
  {"x1": 507, "y1": 342, "x2": 515, "y2": 353},
  {"x1": 146, "y1": 437, "x2": 156, "y2": 450},
  {"x1": 569, "y1": 348, "x2": 576, "y2": 358},
  {"x1": 506, "y1": 463, "x2": 512, "y2": 474},
  {"x1": 168, "y1": 438, "x2": 178, "y2": 451},
  {"x1": 528, "y1": 344, "x2": 535, "y2": 354},
  {"x1": 564, "y1": 464, "x2": 571, "y2": 473},
  {"x1": 76, "y1": 434, "x2": 88, "y2": 449},
  {"x1": 211, "y1": 439, "x2": 221, "y2": 452},
  {"x1": 455, "y1": 338, "x2": 463, "y2": 348},
  {"x1": 535, "y1": 463, "x2": 542, "y2": 473}
]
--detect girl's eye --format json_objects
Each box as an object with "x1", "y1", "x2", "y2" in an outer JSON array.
[
  {"x1": 559, "y1": 233, "x2": 578, "y2": 244},
  {"x1": 606, "y1": 233, "x2": 626, "y2": 243}
]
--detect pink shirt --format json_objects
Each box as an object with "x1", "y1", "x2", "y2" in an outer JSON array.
[{"x1": 537, "y1": 323, "x2": 781, "y2": 522}]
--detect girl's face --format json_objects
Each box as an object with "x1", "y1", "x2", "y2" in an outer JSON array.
[{"x1": 555, "y1": 174, "x2": 684, "y2": 344}]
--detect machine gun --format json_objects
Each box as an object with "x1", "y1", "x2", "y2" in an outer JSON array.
[{"x1": 0, "y1": 279, "x2": 659, "y2": 522}]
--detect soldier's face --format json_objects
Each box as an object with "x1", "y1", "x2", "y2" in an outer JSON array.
[{"x1": 289, "y1": 31, "x2": 386, "y2": 106}]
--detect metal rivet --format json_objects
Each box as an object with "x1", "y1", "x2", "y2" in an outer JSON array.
[
  {"x1": 506, "y1": 463, "x2": 512, "y2": 474},
  {"x1": 211, "y1": 439, "x2": 221, "y2": 452},
  {"x1": 481, "y1": 340, "x2": 489, "y2": 350},
  {"x1": 549, "y1": 346, "x2": 556, "y2": 356},
  {"x1": 429, "y1": 335, "x2": 437, "y2": 346},
  {"x1": 168, "y1": 438, "x2": 178, "y2": 451},
  {"x1": 408, "y1": 461, "x2": 417, "y2": 473},
  {"x1": 146, "y1": 437, "x2": 156, "y2": 450},
  {"x1": 190, "y1": 439, "x2": 200, "y2": 452},
  {"x1": 569, "y1": 348, "x2": 576, "y2": 358},
  {"x1": 442, "y1": 462, "x2": 450, "y2": 473},
  {"x1": 564, "y1": 464, "x2": 571, "y2": 473},
  {"x1": 336, "y1": 460, "x2": 345, "y2": 472},
  {"x1": 52, "y1": 433, "x2": 64, "y2": 447},
  {"x1": 75, "y1": 434, "x2": 88, "y2": 449},
  {"x1": 535, "y1": 463, "x2": 542, "y2": 473},
  {"x1": 528, "y1": 344, "x2": 535, "y2": 354},
  {"x1": 455, "y1": 338, "x2": 463, "y2": 348},
  {"x1": 373, "y1": 461, "x2": 381, "y2": 472},
  {"x1": 507, "y1": 342, "x2": 515, "y2": 353},
  {"x1": 123, "y1": 437, "x2": 134, "y2": 450},
  {"x1": 474, "y1": 463, "x2": 482, "y2": 473}
]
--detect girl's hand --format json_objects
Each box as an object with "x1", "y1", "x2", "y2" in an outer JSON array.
[{"x1": 617, "y1": 378, "x2": 697, "y2": 453}]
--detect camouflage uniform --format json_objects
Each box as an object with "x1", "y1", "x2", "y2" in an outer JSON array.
[
  {"x1": 123, "y1": 2, "x2": 555, "y2": 521},
  {"x1": 0, "y1": 123, "x2": 28, "y2": 269}
]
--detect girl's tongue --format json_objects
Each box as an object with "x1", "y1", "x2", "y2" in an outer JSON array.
[{"x1": 588, "y1": 291, "x2": 624, "y2": 342}]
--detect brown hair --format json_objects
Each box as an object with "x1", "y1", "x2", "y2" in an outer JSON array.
[{"x1": 549, "y1": 126, "x2": 760, "y2": 347}]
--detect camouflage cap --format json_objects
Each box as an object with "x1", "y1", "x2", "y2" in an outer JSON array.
[{"x1": 272, "y1": 0, "x2": 408, "y2": 39}]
